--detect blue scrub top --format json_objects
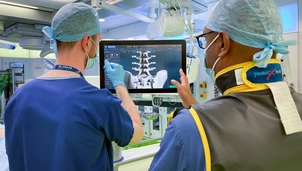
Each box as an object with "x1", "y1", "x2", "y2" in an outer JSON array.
[
  {"x1": 5, "y1": 77, "x2": 134, "y2": 171},
  {"x1": 149, "y1": 109, "x2": 206, "y2": 171}
]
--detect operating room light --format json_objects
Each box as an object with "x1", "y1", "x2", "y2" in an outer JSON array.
[
  {"x1": 103, "y1": 0, "x2": 124, "y2": 5},
  {"x1": 0, "y1": 0, "x2": 38, "y2": 9},
  {"x1": 99, "y1": 18, "x2": 106, "y2": 22}
]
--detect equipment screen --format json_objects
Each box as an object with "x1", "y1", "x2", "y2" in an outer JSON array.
[{"x1": 99, "y1": 40, "x2": 186, "y2": 94}]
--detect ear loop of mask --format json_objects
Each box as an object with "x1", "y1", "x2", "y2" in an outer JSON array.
[
  {"x1": 204, "y1": 33, "x2": 220, "y2": 52},
  {"x1": 90, "y1": 37, "x2": 97, "y2": 47},
  {"x1": 84, "y1": 37, "x2": 95, "y2": 70},
  {"x1": 85, "y1": 37, "x2": 97, "y2": 58},
  {"x1": 211, "y1": 57, "x2": 221, "y2": 71},
  {"x1": 204, "y1": 33, "x2": 221, "y2": 69},
  {"x1": 90, "y1": 37, "x2": 99, "y2": 58}
]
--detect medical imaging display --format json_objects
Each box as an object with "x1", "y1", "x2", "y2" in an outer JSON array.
[{"x1": 100, "y1": 40, "x2": 186, "y2": 93}]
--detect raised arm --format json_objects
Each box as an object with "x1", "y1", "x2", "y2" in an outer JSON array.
[{"x1": 104, "y1": 60, "x2": 143, "y2": 144}]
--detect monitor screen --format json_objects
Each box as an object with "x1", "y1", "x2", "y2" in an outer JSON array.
[{"x1": 99, "y1": 40, "x2": 186, "y2": 94}]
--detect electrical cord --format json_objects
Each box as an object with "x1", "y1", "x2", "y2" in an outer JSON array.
[
  {"x1": 152, "y1": 96, "x2": 162, "y2": 107},
  {"x1": 168, "y1": 96, "x2": 178, "y2": 105},
  {"x1": 172, "y1": 0, "x2": 196, "y2": 55},
  {"x1": 132, "y1": 94, "x2": 140, "y2": 102},
  {"x1": 183, "y1": 6, "x2": 196, "y2": 55}
]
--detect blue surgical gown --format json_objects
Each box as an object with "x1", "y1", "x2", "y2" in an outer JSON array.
[
  {"x1": 5, "y1": 76, "x2": 134, "y2": 171},
  {"x1": 149, "y1": 109, "x2": 206, "y2": 171}
]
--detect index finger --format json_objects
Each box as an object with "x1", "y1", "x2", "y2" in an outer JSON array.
[
  {"x1": 179, "y1": 69, "x2": 188, "y2": 84},
  {"x1": 179, "y1": 69, "x2": 186, "y2": 77},
  {"x1": 104, "y1": 60, "x2": 110, "y2": 65}
]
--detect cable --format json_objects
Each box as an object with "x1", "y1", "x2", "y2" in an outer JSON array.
[
  {"x1": 183, "y1": 6, "x2": 195, "y2": 55},
  {"x1": 172, "y1": 0, "x2": 196, "y2": 55},
  {"x1": 132, "y1": 94, "x2": 140, "y2": 102},
  {"x1": 168, "y1": 96, "x2": 178, "y2": 105},
  {"x1": 152, "y1": 96, "x2": 162, "y2": 107},
  {"x1": 43, "y1": 58, "x2": 55, "y2": 67}
]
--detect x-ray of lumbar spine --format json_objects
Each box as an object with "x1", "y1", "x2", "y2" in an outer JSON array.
[{"x1": 124, "y1": 50, "x2": 167, "y2": 89}]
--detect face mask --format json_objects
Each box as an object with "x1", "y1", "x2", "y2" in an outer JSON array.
[
  {"x1": 85, "y1": 38, "x2": 99, "y2": 70},
  {"x1": 203, "y1": 34, "x2": 220, "y2": 81},
  {"x1": 204, "y1": 56, "x2": 221, "y2": 81}
]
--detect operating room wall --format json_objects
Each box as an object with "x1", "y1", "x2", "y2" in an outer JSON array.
[
  {"x1": 278, "y1": 0, "x2": 301, "y2": 93},
  {"x1": 0, "y1": 42, "x2": 99, "y2": 77},
  {"x1": 0, "y1": 57, "x2": 59, "y2": 82},
  {"x1": 0, "y1": 56, "x2": 98, "y2": 79},
  {"x1": 283, "y1": 33, "x2": 299, "y2": 92},
  {"x1": 277, "y1": 1, "x2": 300, "y2": 93}
]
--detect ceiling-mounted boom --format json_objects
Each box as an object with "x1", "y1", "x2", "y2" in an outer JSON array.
[{"x1": 91, "y1": 0, "x2": 155, "y2": 23}]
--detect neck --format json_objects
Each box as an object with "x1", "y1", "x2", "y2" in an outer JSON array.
[{"x1": 42, "y1": 49, "x2": 86, "y2": 78}]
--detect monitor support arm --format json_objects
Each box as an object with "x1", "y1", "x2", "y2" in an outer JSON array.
[{"x1": 91, "y1": 0, "x2": 155, "y2": 23}]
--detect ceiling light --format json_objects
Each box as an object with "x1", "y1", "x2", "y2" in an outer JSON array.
[
  {"x1": 99, "y1": 19, "x2": 106, "y2": 22},
  {"x1": 103, "y1": 0, "x2": 124, "y2": 5},
  {"x1": 0, "y1": 0, "x2": 38, "y2": 9}
]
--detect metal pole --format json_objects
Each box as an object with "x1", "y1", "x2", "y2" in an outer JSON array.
[{"x1": 11, "y1": 69, "x2": 15, "y2": 93}]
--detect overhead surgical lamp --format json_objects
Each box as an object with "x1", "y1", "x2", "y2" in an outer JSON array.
[{"x1": 146, "y1": 9, "x2": 185, "y2": 40}]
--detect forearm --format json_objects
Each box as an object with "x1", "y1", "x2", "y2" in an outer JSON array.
[
  {"x1": 188, "y1": 98, "x2": 199, "y2": 106},
  {"x1": 115, "y1": 85, "x2": 143, "y2": 144},
  {"x1": 183, "y1": 94, "x2": 199, "y2": 108},
  {"x1": 0, "y1": 128, "x2": 4, "y2": 137}
]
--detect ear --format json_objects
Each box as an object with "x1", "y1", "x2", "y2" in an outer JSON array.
[
  {"x1": 218, "y1": 31, "x2": 230, "y2": 58},
  {"x1": 81, "y1": 34, "x2": 91, "y2": 52}
]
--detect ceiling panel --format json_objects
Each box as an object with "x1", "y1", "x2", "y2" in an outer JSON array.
[
  {"x1": 101, "y1": 15, "x2": 140, "y2": 30},
  {"x1": 0, "y1": 16, "x2": 41, "y2": 28},
  {"x1": 6, "y1": 0, "x2": 74, "y2": 9}
]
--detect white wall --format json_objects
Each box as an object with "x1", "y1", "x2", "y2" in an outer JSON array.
[
  {"x1": 282, "y1": 33, "x2": 299, "y2": 92},
  {"x1": 1, "y1": 57, "x2": 32, "y2": 80},
  {"x1": 0, "y1": 43, "x2": 56, "y2": 59}
]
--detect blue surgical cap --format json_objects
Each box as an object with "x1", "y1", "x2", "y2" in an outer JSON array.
[
  {"x1": 40, "y1": 2, "x2": 101, "y2": 57},
  {"x1": 205, "y1": 0, "x2": 296, "y2": 68}
]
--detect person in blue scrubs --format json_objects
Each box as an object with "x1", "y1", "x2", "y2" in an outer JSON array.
[
  {"x1": 150, "y1": 108, "x2": 206, "y2": 170},
  {"x1": 150, "y1": 0, "x2": 302, "y2": 170},
  {"x1": 4, "y1": 3, "x2": 143, "y2": 171}
]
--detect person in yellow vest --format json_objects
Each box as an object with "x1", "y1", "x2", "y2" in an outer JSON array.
[{"x1": 149, "y1": 0, "x2": 302, "y2": 170}]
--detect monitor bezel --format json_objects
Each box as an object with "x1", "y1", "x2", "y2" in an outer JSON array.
[{"x1": 99, "y1": 40, "x2": 187, "y2": 94}]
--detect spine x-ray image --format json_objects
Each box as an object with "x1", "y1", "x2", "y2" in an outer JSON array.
[{"x1": 125, "y1": 50, "x2": 167, "y2": 89}]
